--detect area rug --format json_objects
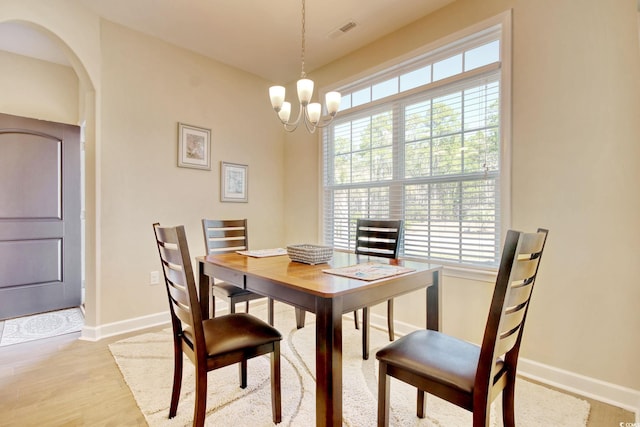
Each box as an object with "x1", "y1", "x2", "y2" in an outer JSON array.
[
  {"x1": 0, "y1": 307, "x2": 84, "y2": 347},
  {"x1": 109, "y1": 305, "x2": 590, "y2": 426}
]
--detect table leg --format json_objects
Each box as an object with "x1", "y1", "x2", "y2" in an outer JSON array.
[
  {"x1": 198, "y1": 260, "x2": 211, "y2": 320},
  {"x1": 426, "y1": 269, "x2": 441, "y2": 331},
  {"x1": 362, "y1": 306, "x2": 370, "y2": 360},
  {"x1": 315, "y1": 297, "x2": 342, "y2": 427},
  {"x1": 295, "y1": 308, "x2": 306, "y2": 329}
]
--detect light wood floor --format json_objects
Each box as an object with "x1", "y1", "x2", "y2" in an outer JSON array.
[{"x1": 0, "y1": 327, "x2": 635, "y2": 426}]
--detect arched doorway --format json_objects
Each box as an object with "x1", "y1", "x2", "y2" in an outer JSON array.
[{"x1": 0, "y1": 19, "x2": 98, "y2": 331}]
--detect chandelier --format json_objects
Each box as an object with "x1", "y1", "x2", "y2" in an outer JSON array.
[{"x1": 268, "y1": 0, "x2": 341, "y2": 133}]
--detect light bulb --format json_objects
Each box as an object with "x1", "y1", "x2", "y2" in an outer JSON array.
[
  {"x1": 297, "y1": 79, "x2": 314, "y2": 105},
  {"x1": 325, "y1": 91, "x2": 341, "y2": 116},
  {"x1": 307, "y1": 103, "x2": 321, "y2": 124},
  {"x1": 278, "y1": 102, "x2": 291, "y2": 123},
  {"x1": 269, "y1": 86, "x2": 285, "y2": 111}
]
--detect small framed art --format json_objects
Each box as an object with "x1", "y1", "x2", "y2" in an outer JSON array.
[
  {"x1": 221, "y1": 162, "x2": 248, "y2": 203},
  {"x1": 178, "y1": 123, "x2": 211, "y2": 170}
]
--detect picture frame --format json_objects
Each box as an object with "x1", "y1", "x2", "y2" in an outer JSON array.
[
  {"x1": 178, "y1": 123, "x2": 211, "y2": 170},
  {"x1": 221, "y1": 162, "x2": 248, "y2": 203}
]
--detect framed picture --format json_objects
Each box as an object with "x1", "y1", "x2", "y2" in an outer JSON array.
[
  {"x1": 221, "y1": 162, "x2": 248, "y2": 203},
  {"x1": 178, "y1": 123, "x2": 211, "y2": 170}
]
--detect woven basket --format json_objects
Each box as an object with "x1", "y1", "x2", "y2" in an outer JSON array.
[{"x1": 287, "y1": 244, "x2": 333, "y2": 265}]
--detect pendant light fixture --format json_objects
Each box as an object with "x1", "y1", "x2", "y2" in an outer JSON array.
[{"x1": 268, "y1": 0, "x2": 341, "y2": 133}]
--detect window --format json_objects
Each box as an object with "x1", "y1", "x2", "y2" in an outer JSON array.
[{"x1": 322, "y1": 21, "x2": 509, "y2": 268}]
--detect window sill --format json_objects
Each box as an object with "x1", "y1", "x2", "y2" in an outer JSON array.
[
  {"x1": 442, "y1": 264, "x2": 497, "y2": 283},
  {"x1": 402, "y1": 255, "x2": 497, "y2": 282}
]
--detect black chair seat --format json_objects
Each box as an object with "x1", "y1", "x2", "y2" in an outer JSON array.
[
  {"x1": 183, "y1": 313, "x2": 282, "y2": 356},
  {"x1": 213, "y1": 282, "x2": 257, "y2": 298},
  {"x1": 377, "y1": 330, "x2": 504, "y2": 394}
]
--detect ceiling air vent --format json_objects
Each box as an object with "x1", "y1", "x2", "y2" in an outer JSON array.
[{"x1": 327, "y1": 21, "x2": 357, "y2": 39}]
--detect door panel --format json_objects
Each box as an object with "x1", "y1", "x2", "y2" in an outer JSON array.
[
  {"x1": 0, "y1": 239, "x2": 62, "y2": 286},
  {"x1": 0, "y1": 133, "x2": 61, "y2": 218},
  {"x1": 0, "y1": 112, "x2": 81, "y2": 320}
]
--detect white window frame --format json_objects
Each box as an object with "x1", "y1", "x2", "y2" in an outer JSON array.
[{"x1": 319, "y1": 12, "x2": 512, "y2": 280}]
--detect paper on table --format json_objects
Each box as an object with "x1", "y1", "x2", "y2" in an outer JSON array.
[
  {"x1": 323, "y1": 262, "x2": 415, "y2": 281},
  {"x1": 236, "y1": 248, "x2": 288, "y2": 258}
]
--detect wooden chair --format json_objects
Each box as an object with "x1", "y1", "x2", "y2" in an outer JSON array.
[
  {"x1": 153, "y1": 223, "x2": 282, "y2": 426},
  {"x1": 376, "y1": 228, "x2": 548, "y2": 427},
  {"x1": 202, "y1": 219, "x2": 274, "y2": 325},
  {"x1": 354, "y1": 218, "x2": 403, "y2": 360}
]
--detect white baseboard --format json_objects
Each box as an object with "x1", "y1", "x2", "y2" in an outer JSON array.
[
  {"x1": 517, "y1": 358, "x2": 640, "y2": 423},
  {"x1": 368, "y1": 312, "x2": 640, "y2": 422},
  {"x1": 80, "y1": 301, "x2": 261, "y2": 341},
  {"x1": 80, "y1": 311, "x2": 170, "y2": 341}
]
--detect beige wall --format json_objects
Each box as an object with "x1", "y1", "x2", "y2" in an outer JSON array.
[
  {"x1": 97, "y1": 20, "x2": 285, "y2": 323},
  {"x1": 284, "y1": 0, "x2": 640, "y2": 396},
  {"x1": 0, "y1": 50, "x2": 78, "y2": 124}
]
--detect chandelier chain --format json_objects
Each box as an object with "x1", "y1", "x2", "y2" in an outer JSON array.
[{"x1": 301, "y1": 0, "x2": 306, "y2": 78}]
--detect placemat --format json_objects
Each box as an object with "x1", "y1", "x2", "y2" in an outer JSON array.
[
  {"x1": 323, "y1": 262, "x2": 415, "y2": 281},
  {"x1": 236, "y1": 248, "x2": 287, "y2": 257}
]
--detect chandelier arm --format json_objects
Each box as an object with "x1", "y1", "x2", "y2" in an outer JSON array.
[
  {"x1": 303, "y1": 117, "x2": 317, "y2": 134},
  {"x1": 280, "y1": 105, "x2": 304, "y2": 132},
  {"x1": 288, "y1": 105, "x2": 304, "y2": 126},
  {"x1": 311, "y1": 119, "x2": 335, "y2": 130},
  {"x1": 310, "y1": 113, "x2": 338, "y2": 130}
]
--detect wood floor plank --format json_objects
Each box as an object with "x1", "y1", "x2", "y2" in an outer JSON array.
[{"x1": 0, "y1": 328, "x2": 154, "y2": 426}]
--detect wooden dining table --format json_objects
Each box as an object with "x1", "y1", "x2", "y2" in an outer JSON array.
[{"x1": 197, "y1": 250, "x2": 442, "y2": 427}]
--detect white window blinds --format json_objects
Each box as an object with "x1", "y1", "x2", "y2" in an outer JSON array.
[{"x1": 323, "y1": 25, "x2": 505, "y2": 267}]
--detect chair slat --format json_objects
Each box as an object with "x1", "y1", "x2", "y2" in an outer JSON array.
[
  {"x1": 499, "y1": 306, "x2": 527, "y2": 336},
  {"x1": 206, "y1": 229, "x2": 246, "y2": 239},
  {"x1": 496, "y1": 325, "x2": 520, "y2": 356},
  {"x1": 155, "y1": 226, "x2": 178, "y2": 245},
  {"x1": 518, "y1": 231, "x2": 546, "y2": 256},
  {"x1": 206, "y1": 238, "x2": 247, "y2": 251},
  {"x1": 506, "y1": 282, "x2": 533, "y2": 309},
  {"x1": 510, "y1": 257, "x2": 539, "y2": 282},
  {"x1": 172, "y1": 301, "x2": 193, "y2": 327},
  {"x1": 204, "y1": 219, "x2": 246, "y2": 229},
  {"x1": 357, "y1": 240, "x2": 398, "y2": 251},
  {"x1": 164, "y1": 265, "x2": 187, "y2": 287},
  {"x1": 167, "y1": 282, "x2": 189, "y2": 306},
  {"x1": 159, "y1": 245, "x2": 184, "y2": 267}
]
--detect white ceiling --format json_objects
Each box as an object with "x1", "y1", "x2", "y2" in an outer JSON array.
[{"x1": 0, "y1": 0, "x2": 454, "y2": 83}]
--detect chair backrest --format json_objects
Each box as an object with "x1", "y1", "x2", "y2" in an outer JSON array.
[
  {"x1": 354, "y1": 219, "x2": 404, "y2": 259},
  {"x1": 476, "y1": 228, "x2": 548, "y2": 394},
  {"x1": 153, "y1": 224, "x2": 205, "y2": 356},
  {"x1": 202, "y1": 219, "x2": 248, "y2": 255}
]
